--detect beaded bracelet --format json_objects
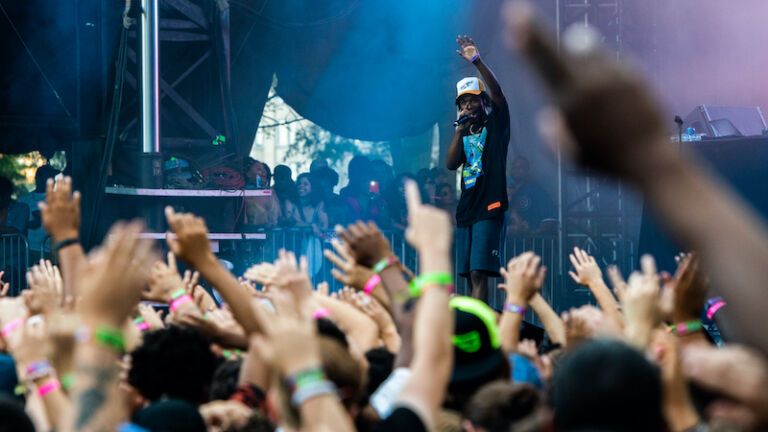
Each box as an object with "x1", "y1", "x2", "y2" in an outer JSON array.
[
  {"x1": 504, "y1": 303, "x2": 526, "y2": 316},
  {"x1": 668, "y1": 320, "x2": 703, "y2": 336},
  {"x1": 25, "y1": 361, "x2": 54, "y2": 381}
]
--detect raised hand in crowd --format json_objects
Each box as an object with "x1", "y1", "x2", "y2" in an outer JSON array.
[
  {"x1": 253, "y1": 287, "x2": 356, "y2": 432},
  {"x1": 24, "y1": 259, "x2": 63, "y2": 316},
  {"x1": 619, "y1": 255, "x2": 662, "y2": 348},
  {"x1": 166, "y1": 206, "x2": 263, "y2": 334},
  {"x1": 0, "y1": 270, "x2": 9, "y2": 297},
  {"x1": 38, "y1": 175, "x2": 86, "y2": 297},
  {"x1": 498, "y1": 252, "x2": 546, "y2": 352},
  {"x1": 568, "y1": 247, "x2": 622, "y2": 328}
]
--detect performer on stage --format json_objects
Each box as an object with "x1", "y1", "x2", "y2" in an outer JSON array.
[{"x1": 447, "y1": 35, "x2": 510, "y2": 301}]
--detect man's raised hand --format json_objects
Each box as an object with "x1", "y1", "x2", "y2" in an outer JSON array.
[{"x1": 456, "y1": 34, "x2": 480, "y2": 62}]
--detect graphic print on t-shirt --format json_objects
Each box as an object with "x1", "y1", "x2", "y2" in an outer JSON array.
[{"x1": 462, "y1": 127, "x2": 487, "y2": 189}]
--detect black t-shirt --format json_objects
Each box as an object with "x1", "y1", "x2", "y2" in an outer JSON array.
[
  {"x1": 374, "y1": 407, "x2": 427, "y2": 432},
  {"x1": 455, "y1": 101, "x2": 510, "y2": 227}
]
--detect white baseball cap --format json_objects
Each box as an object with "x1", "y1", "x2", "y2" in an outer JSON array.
[{"x1": 456, "y1": 77, "x2": 487, "y2": 100}]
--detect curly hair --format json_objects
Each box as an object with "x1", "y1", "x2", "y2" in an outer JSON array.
[{"x1": 128, "y1": 325, "x2": 218, "y2": 405}]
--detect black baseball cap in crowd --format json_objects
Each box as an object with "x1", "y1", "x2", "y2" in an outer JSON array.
[{"x1": 450, "y1": 297, "x2": 505, "y2": 383}]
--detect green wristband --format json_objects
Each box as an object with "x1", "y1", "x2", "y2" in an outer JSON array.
[
  {"x1": 61, "y1": 372, "x2": 75, "y2": 390},
  {"x1": 399, "y1": 272, "x2": 454, "y2": 301},
  {"x1": 373, "y1": 257, "x2": 396, "y2": 274},
  {"x1": 94, "y1": 326, "x2": 126, "y2": 353},
  {"x1": 669, "y1": 320, "x2": 703, "y2": 336},
  {"x1": 171, "y1": 289, "x2": 187, "y2": 300},
  {"x1": 286, "y1": 366, "x2": 327, "y2": 392}
]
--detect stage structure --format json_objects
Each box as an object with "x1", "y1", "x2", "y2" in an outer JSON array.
[
  {"x1": 554, "y1": 0, "x2": 655, "y2": 305},
  {"x1": 83, "y1": 0, "x2": 238, "y2": 247}
]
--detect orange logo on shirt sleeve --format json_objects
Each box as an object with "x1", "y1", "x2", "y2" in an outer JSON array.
[{"x1": 487, "y1": 201, "x2": 501, "y2": 211}]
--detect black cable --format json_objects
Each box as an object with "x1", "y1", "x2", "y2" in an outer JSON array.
[{"x1": 85, "y1": 17, "x2": 130, "y2": 248}]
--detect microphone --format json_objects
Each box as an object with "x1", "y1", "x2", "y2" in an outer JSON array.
[
  {"x1": 454, "y1": 115, "x2": 470, "y2": 127},
  {"x1": 674, "y1": 115, "x2": 683, "y2": 126}
]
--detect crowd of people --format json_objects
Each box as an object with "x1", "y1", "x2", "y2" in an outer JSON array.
[
  {"x1": 2, "y1": 3, "x2": 768, "y2": 432},
  {"x1": 238, "y1": 156, "x2": 459, "y2": 233}
]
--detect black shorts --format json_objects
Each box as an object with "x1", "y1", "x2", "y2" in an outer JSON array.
[{"x1": 456, "y1": 215, "x2": 505, "y2": 278}]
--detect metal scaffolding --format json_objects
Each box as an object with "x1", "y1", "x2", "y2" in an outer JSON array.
[{"x1": 555, "y1": 0, "x2": 637, "y2": 307}]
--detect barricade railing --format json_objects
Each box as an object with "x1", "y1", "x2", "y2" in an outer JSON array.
[
  {"x1": 1, "y1": 232, "x2": 30, "y2": 296},
  {"x1": 217, "y1": 228, "x2": 560, "y2": 314}
]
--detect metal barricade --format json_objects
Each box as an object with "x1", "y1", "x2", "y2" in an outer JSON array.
[
  {"x1": 220, "y1": 229, "x2": 561, "y2": 315},
  {"x1": 1, "y1": 232, "x2": 30, "y2": 296}
]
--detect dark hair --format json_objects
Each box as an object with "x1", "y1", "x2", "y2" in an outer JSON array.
[
  {"x1": 0, "y1": 396, "x2": 34, "y2": 432},
  {"x1": 456, "y1": 92, "x2": 491, "y2": 110},
  {"x1": 364, "y1": 347, "x2": 395, "y2": 399},
  {"x1": 128, "y1": 326, "x2": 218, "y2": 405},
  {"x1": 314, "y1": 166, "x2": 339, "y2": 189},
  {"x1": 0, "y1": 176, "x2": 12, "y2": 209},
  {"x1": 209, "y1": 359, "x2": 243, "y2": 401},
  {"x1": 296, "y1": 172, "x2": 323, "y2": 207},
  {"x1": 132, "y1": 398, "x2": 207, "y2": 432},
  {"x1": 244, "y1": 158, "x2": 272, "y2": 186},
  {"x1": 347, "y1": 155, "x2": 371, "y2": 183},
  {"x1": 34, "y1": 165, "x2": 59, "y2": 192},
  {"x1": 316, "y1": 317, "x2": 348, "y2": 348},
  {"x1": 465, "y1": 382, "x2": 543, "y2": 432},
  {"x1": 273, "y1": 165, "x2": 293, "y2": 184},
  {"x1": 551, "y1": 339, "x2": 665, "y2": 432},
  {"x1": 445, "y1": 357, "x2": 511, "y2": 412},
  {"x1": 384, "y1": 173, "x2": 415, "y2": 223}
]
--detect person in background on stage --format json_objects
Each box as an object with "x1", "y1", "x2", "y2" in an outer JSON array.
[
  {"x1": 341, "y1": 155, "x2": 389, "y2": 226},
  {"x1": 506, "y1": 156, "x2": 557, "y2": 236},
  {"x1": 242, "y1": 158, "x2": 279, "y2": 229},
  {"x1": 312, "y1": 166, "x2": 345, "y2": 227},
  {"x1": 273, "y1": 164, "x2": 298, "y2": 227},
  {"x1": 436, "y1": 182, "x2": 458, "y2": 223},
  {"x1": 416, "y1": 168, "x2": 439, "y2": 206},
  {"x1": 18, "y1": 165, "x2": 59, "y2": 259},
  {"x1": 384, "y1": 172, "x2": 417, "y2": 231},
  {"x1": 0, "y1": 176, "x2": 29, "y2": 236},
  {"x1": 287, "y1": 173, "x2": 329, "y2": 235},
  {"x1": 446, "y1": 35, "x2": 511, "y2": 301}
]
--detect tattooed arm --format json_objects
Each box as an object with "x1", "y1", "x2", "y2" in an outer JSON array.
[{"x1": 70, "y1": 344, "x2": 124, "y2": 431}]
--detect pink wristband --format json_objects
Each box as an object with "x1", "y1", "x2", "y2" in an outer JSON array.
[
  {"x1": 364, "y1": 274, "x2": 381, "y2": 295},
  {"x1": 313, "y1": 308, "x2": 331, "y2": 319},
  {"x1": 706, "y1": 301, "x2": 727, "y2": 320},
  {"x1": 37, "y1": 379, "x2": 61, "y2": 397},
  {"x1": 2, "y1": 318, "x2": 23, "y2": 339},
  {"x1": 136, "y1": 322, "x2": 150, "y2": 331},
  {"x1": 170, "y1": 294, "x2": 193, "y2": 312}
]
